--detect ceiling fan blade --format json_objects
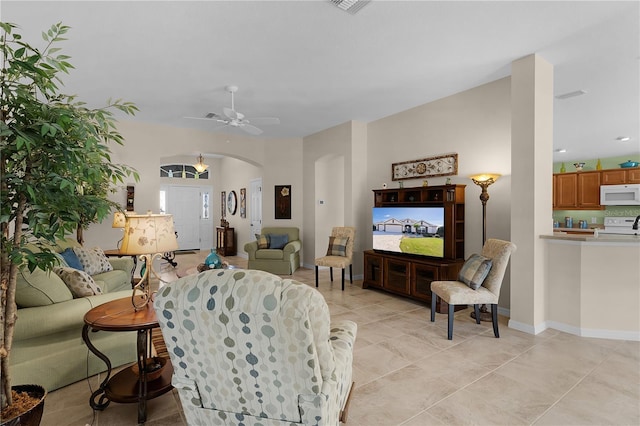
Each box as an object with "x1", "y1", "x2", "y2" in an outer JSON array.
[
  {"x1": 240, "y1": 123, "x2": 263, "y2": 135},
  {"x1": 223, "y1": 107, "x2": 239, "y2": 120},
  {"x1": 184, "y1": 115, "x2": 228, "y2": 124},
  {"x1": 248, "y1": 117, "x2": 280, "y2": 125}
]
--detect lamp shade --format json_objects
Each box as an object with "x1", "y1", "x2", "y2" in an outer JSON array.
[
  {"x1": 120, "y1": 214, "x2": 179, "y2": 255},
  {"x1": 470, "y1": 174, "x2": 501, "y2": 185},
  {"x1": 112, "y1": 212, "x2": 126, "y2": 228}
]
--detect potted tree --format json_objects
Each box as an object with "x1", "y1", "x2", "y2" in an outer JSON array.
[{"x1": 1, "y1": 22, "x2": 138, "y2": 422}]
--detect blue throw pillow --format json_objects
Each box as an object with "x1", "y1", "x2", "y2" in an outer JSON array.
[
  {"x1": 458, "y1": 253, "x2": 492, "y2": 290},
  {"x1": 60, "y1": 248, "x2": 84, "y2": 270},
  {"x1": 268, "y1": 234, "x2": 289, "y2": 249}
]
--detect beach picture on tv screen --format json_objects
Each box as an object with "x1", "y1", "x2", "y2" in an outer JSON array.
[{"x1": 372, "y1": 206, "x2": 445, "y2": 257}]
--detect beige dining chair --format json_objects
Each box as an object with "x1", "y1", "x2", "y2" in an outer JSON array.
[{"x1": 430, "y1": 239, "x2": 516, "y2": 340}]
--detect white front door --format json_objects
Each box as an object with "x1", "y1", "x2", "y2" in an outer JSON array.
[
  {"x1": 166, "y1": 186, "x2": 202, "y2": 250},
  {"x1": 250, "y1": 178, "x2": 262, "y2": 238}
]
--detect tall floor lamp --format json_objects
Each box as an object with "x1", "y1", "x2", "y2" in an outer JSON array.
[
  {"x1": 120, "y1": 213, "x2": 179, "y2": 310},
  {"x1": 469, "y1": 173, "x2": 501, "y2": 322}
]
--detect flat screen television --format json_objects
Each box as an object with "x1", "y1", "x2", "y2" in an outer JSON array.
[{"x1": 372, "y1": 206, "x2": 445, "y2": 258}]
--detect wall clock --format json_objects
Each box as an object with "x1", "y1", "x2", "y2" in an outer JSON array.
[{"x1": 227, "y1": 190, "x2": 237, "y2": 215}]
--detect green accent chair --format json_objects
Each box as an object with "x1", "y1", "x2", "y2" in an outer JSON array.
[{"x1": 244, "y1": 227, "x2": 301, "y2": 274}]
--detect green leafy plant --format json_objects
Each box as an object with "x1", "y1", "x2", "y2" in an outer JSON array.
[{"x1": 0, "y1": 22, "x2": 138, "y2": 410}]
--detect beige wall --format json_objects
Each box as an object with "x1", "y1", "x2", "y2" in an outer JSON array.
[
  {"x1": 366, "y1": 78, "x2": 513, "y2": 308},
  {"x1": 303, "y1": 122, "x2": 355, "y2": 270},
  {"x1": 82, "y1": 120, "x2": 304, "y2": 256}
]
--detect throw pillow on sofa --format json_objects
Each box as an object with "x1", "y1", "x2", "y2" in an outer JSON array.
[
  {"x1": 268, "y1": 234, "x2": 289, "y2": 249},
  {"x1": 73, "y1": 247, "x2": 113, "y2": 275},
  {"x1": 54, "y1": 267, "x2": 103, "y2": 297},
  {"x1": 255, "y1": 234, "x2": 269, "y2": 249},
  {"x1": 60, "y1": 247, "x2": 84, "y2": 270}
]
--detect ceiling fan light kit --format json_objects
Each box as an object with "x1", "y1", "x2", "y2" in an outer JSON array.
[{"x1": 185, "y1": 85, "x2": 280, "y2": 136}]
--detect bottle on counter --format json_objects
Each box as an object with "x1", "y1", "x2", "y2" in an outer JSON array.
[{"x1": 565, "y1": 216, "x2": 573, "y2": 228}]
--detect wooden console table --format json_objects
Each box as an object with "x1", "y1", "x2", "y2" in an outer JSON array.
[
  {"x1": 82, "y1": 297, "x2": 173, "y2": 424},
  {"x1": 216, "y1": 226, "x2": 236, "y2": 256}
]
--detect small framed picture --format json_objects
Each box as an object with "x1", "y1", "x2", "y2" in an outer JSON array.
[
  {"x1": 275, "y1": 185, "x2": 291, "y2": 220},
  {"x1": 240, "y1": 188, "x2": 246, "y2": 218}
]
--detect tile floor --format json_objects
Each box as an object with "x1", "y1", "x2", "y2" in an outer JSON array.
[{"x1": 41, "y1": 251, "x2": 640, "y2": 426}]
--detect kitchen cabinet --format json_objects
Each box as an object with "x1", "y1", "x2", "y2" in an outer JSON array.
[
  {"x1": 577, "y1": 172, "x2": 601, "y2": 208},
  {"x1": 601, "y1": 169, "x2": 627, "y2": 185},
  {"x1": 554, "y1": 173, "x2": 578, "y2": 208},
  {"x1": 553, "y1": 171, "x2": 603, "y2": 210},
  {"x1": 601, "y1": 168, "x2": 640, "y2": 185},
  {"x1": 553, "y1": 167, "x2": 640, "y2": 210},
  {"x1": 627, "y1": 168, "x2": 640, "y2": 183}
]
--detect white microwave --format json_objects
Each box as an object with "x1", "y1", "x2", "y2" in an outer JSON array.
[{"x1": 600, "y1": 184, "x2": 640, "y2": 205}]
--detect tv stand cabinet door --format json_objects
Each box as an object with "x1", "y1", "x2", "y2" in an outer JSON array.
[
  {"x1": 383, "y1": 258, "x2": 411, "y2": 295},
  {"x1": 363, "y1": 251, "x2": 384, "y2": 289},
  {"x1": 411, "y1": 263, "x2": 438, "y2": 303}
]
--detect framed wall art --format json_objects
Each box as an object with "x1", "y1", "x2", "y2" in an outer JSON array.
[
  {"x1": 240, "y1": 188, "x2": 246, "y2": 218},
  {"x1": 221, "y1": 191, "x2": 226, "y2": 218},
  {"x1": 392, "y1": 153, "x2": 458, "y2": 181},
  {"x1": 275, "y1": 185, "x2": 291, "y2": 220}
]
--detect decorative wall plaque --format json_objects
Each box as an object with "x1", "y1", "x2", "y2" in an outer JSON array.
[{"x1": 392, "y1": 153, "x2": 458, "y2": 181}]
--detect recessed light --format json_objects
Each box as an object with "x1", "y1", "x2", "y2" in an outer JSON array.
[
  {"x1": 555, "y1": 148, "x2": 567, "y2": 153},
  {"x1": 616, "y1": 136, "x2": 631, "y2": 142},
  {"x1": 555, "y1": 90, "x2": 587, "y2": 100}
]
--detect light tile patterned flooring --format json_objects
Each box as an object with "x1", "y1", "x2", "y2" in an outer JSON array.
[{"x1": 42, "y1": 251, "x2": 639, "y2": 425}]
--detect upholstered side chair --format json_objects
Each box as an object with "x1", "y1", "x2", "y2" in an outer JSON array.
[
  {"x1": 154, "y1": 269, "x2": 357, "y2": 425},
  {"x1": 314, "y1": 227, "x2": 356, "y2": 291},
  {"x1": 430, "y1": 239, "x2": 516, "y2": 340}
]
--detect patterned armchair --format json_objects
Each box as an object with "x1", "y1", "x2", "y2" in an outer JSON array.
[{"x1": 154, "y1": 269, "x2": 357, "y2": 425}]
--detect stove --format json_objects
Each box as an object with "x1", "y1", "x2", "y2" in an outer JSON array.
[{"x1": 600, "y1": 216, "x2": 640, "y2": 235}]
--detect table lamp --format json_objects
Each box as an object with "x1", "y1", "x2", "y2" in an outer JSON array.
[
  {"x1": 112, "y1": 211, "x2": 127, "y2": 248},
  {"x1": 120, "y1": 213, "x2": 179, "y2": 310},
  {"x1": 469, "y1": 173, "x2": 500, "y2": 322}
]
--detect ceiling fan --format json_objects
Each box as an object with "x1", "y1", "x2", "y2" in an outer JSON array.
[{"x1": 185, "y1": 85, "x2": 280, "y2": 135}]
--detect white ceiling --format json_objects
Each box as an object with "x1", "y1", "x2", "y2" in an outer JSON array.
[{"x1": 3, "y1": 1, "x2": 639, "y2": 162}]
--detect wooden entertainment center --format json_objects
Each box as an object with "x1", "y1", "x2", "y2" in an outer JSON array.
[{"x1": 363, "y1": 184, "x2": 466, "y2": 313}]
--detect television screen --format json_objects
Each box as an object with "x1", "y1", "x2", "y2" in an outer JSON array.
[{"x1": 372, "y1": 206, "x2": 445, "y2": 258}]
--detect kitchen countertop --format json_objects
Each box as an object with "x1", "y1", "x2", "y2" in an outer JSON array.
[
  {"x1": 553, "y1": 226, "x2": 602, "y2": 233},
  {"x1": 542, "y1": 233, "x2": 640, "y2": 243}
]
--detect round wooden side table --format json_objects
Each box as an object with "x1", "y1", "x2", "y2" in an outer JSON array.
[{"x1": 82, "y1": 297, "x2": 173, "y2": 424}]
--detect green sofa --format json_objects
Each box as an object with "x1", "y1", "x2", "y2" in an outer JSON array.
[
  {"x1": 244, "y1": 227, "x2": 301, "y2": 275},
  {"x1": 10, "y1": 238, "x2": 137, "y2": 391}
]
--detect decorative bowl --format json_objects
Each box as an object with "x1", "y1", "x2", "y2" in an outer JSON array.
[
  {"x1": 619, "y1": 160, "x2": 639, "y2": 168},
  {"x1": 131, "y1": 356, "x2": 166, "y2": 381},
  {"x1": 573, "y1": 162, "x2": 585, "y2": 171}
]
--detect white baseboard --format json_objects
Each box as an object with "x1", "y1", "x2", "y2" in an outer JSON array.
[{"x1": 508, "y1": 319, "x2": 640, "y2": 341}]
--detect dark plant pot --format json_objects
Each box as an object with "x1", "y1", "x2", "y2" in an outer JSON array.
[{"x1": 1, "y1": 385, "x2": 47, "y2": 426}]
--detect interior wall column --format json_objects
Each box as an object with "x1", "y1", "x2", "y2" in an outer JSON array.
[{"x1": 509, "y1": 54, "x2": 553, "y2": 334}]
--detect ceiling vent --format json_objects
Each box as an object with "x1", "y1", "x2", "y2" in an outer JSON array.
[
  {"x1": 555, "y1": 90, "x2": 587, "y2": 100},
  {"x1": 329, "y1": 0, "x2": 371, "y2": 14}
]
